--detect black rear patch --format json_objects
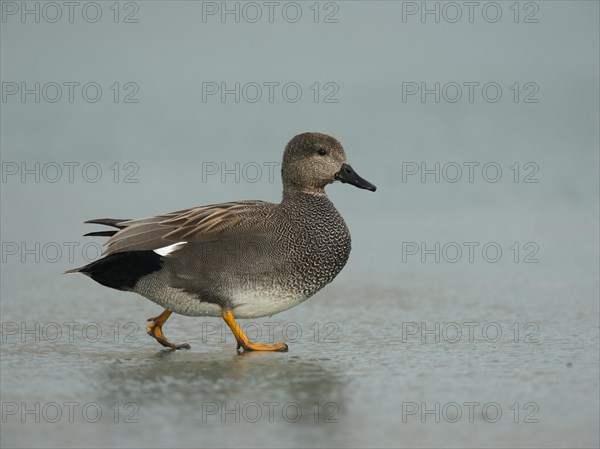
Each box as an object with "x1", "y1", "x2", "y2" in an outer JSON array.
[{"x1": 77, "y1": 251, "x2": 163, "y2": 290}]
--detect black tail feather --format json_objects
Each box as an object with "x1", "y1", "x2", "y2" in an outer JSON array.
[
  {"x1": 84, "y1": 230, "x2": 118, "y2": 237},
  {"x1": 84, "y1": 218, "x2": 130, "y2": 228},
  {"x1": 83, "y1": 218, "x2": 129, "y2": 238}
]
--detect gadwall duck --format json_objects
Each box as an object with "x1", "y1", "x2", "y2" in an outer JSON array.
[{"x1": 66, "y1": 132, "x2": 376, "y2": 351}]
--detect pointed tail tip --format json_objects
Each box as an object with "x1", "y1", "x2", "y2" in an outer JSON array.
[{"x1": 64, "y1": 267, "x2": 81, "y2": 274}]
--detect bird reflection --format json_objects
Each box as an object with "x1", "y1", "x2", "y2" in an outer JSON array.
[{"x1": 96, "y1": 349, "x2": 348, "y2": 427}]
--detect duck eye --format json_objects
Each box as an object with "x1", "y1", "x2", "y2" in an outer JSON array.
[{"x1": 317, "y1": 149, "x2": 327, "y2": 156}]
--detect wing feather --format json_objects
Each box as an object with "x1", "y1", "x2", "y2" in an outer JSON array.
[{"x1": 87, "y1": 200, "x2": 277, "y2": 256}]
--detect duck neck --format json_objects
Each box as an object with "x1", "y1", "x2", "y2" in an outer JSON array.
[{"x1": 282, "y1": 185, "x2": 327, "y2": 202}]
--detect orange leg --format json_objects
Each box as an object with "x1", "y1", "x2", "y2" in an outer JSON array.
[
  {"x1": 222, "y1": 310, "x2": 288, "y2": 352},
  {"x1": 146, "y1": 309, "x2": 190, "y2": 350}
]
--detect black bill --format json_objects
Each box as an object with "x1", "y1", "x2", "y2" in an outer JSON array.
[{"x1": 334, "y1": 163, "x2": 377, "y2": 192}]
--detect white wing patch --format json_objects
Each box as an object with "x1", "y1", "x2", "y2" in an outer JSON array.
[{"x1": 153, "y1": 242, "x2": 187, "y2": 256}]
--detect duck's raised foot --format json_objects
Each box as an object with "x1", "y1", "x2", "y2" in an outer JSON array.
[
  {"x1": 153, "y1": 337, "x2": 191, "y2": 351},
  {"x1": 146, "y1": 309, "x2": 191, "y2": 350}
]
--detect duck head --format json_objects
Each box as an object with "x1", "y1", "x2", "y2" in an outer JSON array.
[{"x1": 282, "y1": 132, "x2": 377, "y2": 194}]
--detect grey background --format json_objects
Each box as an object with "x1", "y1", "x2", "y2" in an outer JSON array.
[{"x1": 1, "y1": 1, "x2": 599, "y2": 448}]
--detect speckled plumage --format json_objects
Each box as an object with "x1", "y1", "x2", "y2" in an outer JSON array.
[{"x1": 69, "y1": 132, "x2": 375, "y2": 321}]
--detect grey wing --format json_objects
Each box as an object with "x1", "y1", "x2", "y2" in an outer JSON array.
[{"x1": 84, "y1": 200, "x2": 278, "y2": 256}]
